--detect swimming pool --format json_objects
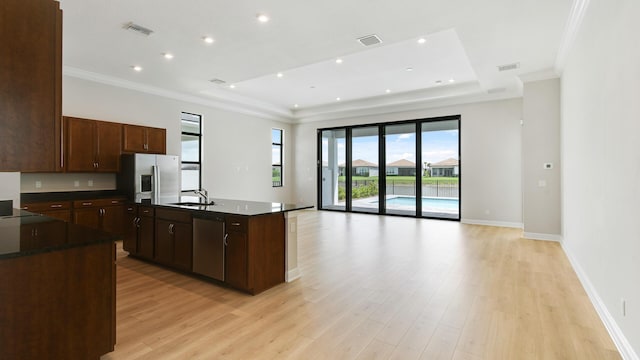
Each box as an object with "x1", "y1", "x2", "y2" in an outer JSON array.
[{"x1": 383, "y1": 196, "x2": 459, "y2": 211}]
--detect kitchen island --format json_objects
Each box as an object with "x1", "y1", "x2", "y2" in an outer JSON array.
[
  {"x1": 124, "y1": 197, "x2": 312, "y2": 295},
  {"x1": 0, "y1": 209, "x2": 117, "y2": 360}
]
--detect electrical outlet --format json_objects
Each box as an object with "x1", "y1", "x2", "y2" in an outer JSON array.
[
  {"x1": 88, "y1": 180, "x2": 94, "y2": 187},
  {"x1": 35, "y1": 181, "x2": 42, "y2": 189},
  {"x1": 74, "y1": 180, "x2": 80, "y2": 187},
  {"x1": 622, "y1": 298, "x2": 626, "y2": 317}
]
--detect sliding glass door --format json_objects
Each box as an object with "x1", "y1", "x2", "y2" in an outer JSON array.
[
  {"x1": 421, "y1": 120, "x2": 460, "y2": 219},
  {"x1": 318, "y1": 116, "x2": 460, "y2": 220},
  {"x1": 384, "y1": 123, "x2": 417, "y2": 216},
  {"x1": 351, "y1": 127, "x2": 380, "y2": 213},
  {"x1": 319, "y1": 129, "x2": 346, "y2": 211}
]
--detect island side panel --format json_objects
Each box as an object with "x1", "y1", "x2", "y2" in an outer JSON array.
[
  {"x1": 0, "y1": 241, "x2": 115, "y2": 359},
  {"x1": 248, "y1": 212, "x2": 285, "y2": 294}
]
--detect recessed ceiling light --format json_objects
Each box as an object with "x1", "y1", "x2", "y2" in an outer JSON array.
[
  {"x1": 417, "y1": 38, "x2": 426, "y2": 44},
  {"x1": 405, "y1": 67, "x2": 414, "y2": 72},
  {"x1": 385, "y1": 89, "x2": 391, "y2": 93},
  {"x1": 449, "y1": 78, "x2": 455, "y2": 83},
  {"x1": 229, "y1": 84, "x2": 236, "y2": 89},
  {"x1": 335, "y1": 58, "x2": 343, "y2": 64},
  {"x1": 203, "y1": 36, "x2": 214, "y2": 44},
  {"x1": 257, "y1": 14, "x2": 269, "y2": 23},
  {"x1": 277, "y1": 72, "x2": 283, "y2": 78},
  {"x1": 310, "y1": 86, "x2": 316, "y2": 89},
  {"x1": 294, "y1": 104, "x2": 299, "y2": 108},
  {"x1": 132, "y1": 65, "x2": 142, "y2": 72},
  {"x1": 336, "y1": 97, "x2": 341, "y2": 101},
  {"x1": 163, "y1": 53, "x2": 174, "y2": 59}
]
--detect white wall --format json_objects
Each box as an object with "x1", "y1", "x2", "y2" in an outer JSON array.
[
  {"x1": 58, "y1": 76, "x2": 294, "y2": 203},
  {"x1": 292, "y1": 98, "x2": 523, "y2": 226},
  {"x1": 0, "y1": 173, "x2": 20, "y2": 207},
  {"x1": 561, "y1": 0, "x2": 640, "y2": 357},
  {"x1": 522, "y1": 79, "x2": 561, "y2": 238}
]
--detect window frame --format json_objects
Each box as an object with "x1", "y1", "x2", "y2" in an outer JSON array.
[
  {"x1": 180, "y1": 112, "x2": 202, "y2": 192},
  {"x1": 272, "y1": 128, "x2": 283, "y2": 187}
]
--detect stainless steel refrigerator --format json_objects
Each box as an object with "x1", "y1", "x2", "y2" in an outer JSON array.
[{"x1": 118, "y1": 154, "x2": 180, "y2": 204}]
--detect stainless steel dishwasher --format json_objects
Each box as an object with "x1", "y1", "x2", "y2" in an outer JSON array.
[{"x1": 192, "y1": 216, "x2": 225, "y2": 281}]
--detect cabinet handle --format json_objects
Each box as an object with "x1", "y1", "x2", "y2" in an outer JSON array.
[
  {"x1": 144, "y1": 143, "x2": 148, "y2": 150},
  {"x1": 231, "y1": 222, "x2": 241, "y2": 226},
  {"x1": 50, "y1": 204, "x2": 63, "y2": 208},
  {"x1": 224, "y1": 233, "x2": 229, "y2": 246},
  {"x1": 168, "y1": 223, "x2": 175, "y2": 235},
  {"x1": 82, "y1": 202, "x2": 92, "y2": 206},
  {"x1": 111, "y1": 200, "x2": 119, "y2": 204}
]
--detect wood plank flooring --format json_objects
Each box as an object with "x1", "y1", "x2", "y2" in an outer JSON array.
[{"x1": 102, "y1": 211, "x2": 620, "y2": 359}]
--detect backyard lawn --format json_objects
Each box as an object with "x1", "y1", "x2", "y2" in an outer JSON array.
[{"x1": 339, "y1": 176, "x2": 459, "y2": 184}]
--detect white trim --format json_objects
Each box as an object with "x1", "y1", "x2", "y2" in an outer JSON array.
[
  {"x1": 286, "y1": 268, "x2": 301, "y2": 282},
  {"x1": 460, "y1": 218, "x2": 523, "y2": 229},
  {"x1": 63, "y1": 66, "x2": 295, "y2": 123},
  {"x1": 554, "y1": 0, "x2": 591, "y2": 74},
  {"x1": 561, "y1": 242, "x2": 639, "y2": 360},
  {"x1": 522, "y1": 232, "x2": 562, "y2": 242}
]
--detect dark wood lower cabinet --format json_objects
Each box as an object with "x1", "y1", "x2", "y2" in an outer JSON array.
[
  {"x1": 155, "y1": 209, "x2": 192, "y2": 271},
  {"x1": 224, "y1": 229, "x2": 248, "y2": 290},
  {"x1": 0, "y1": 241, "x2": 115, "y2": 359}
]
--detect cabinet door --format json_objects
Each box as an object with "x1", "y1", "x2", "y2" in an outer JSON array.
[
  {"x1": 101, "y1": 205, "x2": 124, "y2": 235},
  {"x1": 225, "y1": 231, "x2": 248, "y2": 290},
  {"x1": 172, "y1": 221, "x2": 192, "y2": 271},
  {"x1": 146, "y1": 127, "x2": 166, "y2": 154},
  {"x1": 138, "y1": 216, "x2": 154, "y2": 259},
  {"x1": 66, "y1": 117, "x2": 97, "y2": 172},
  {"x1": 122, "y1": 124, "x2": 146, "y2": 153},
  {"x1": 0, "y1": 0, "x2": 60, "y2": 172},
  {"x1": 95, "y1": 121, "x2": 122, "y2": 172},
  {"x1": 73, "y1": 207, "x2": 101, "y2": 229},
  {"x1": 122, "y1": 206, "x2": 138, "y2": 254},
  {"x1": 41, "y1": 209, "x2": 71, "y2": 222},
  {"x1": 155, "y1": 219, "x2": 174, "y2": 265}
]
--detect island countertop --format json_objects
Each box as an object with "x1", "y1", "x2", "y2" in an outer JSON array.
[
  {"x1": 0, "y1": 210, "x2": 118, "y2": 260},
  {"x1": 138, "y1": 196, "x2": 314, "y2": 217}
]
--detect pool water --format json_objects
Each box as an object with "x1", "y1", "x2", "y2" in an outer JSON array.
[{"x1": 384, "y1": 196, "x2": 459, "y2": 211}]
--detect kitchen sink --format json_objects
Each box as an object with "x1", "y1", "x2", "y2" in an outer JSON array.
[{"x1": 171, "y1": 201, "x2": 215, "y2": 206}]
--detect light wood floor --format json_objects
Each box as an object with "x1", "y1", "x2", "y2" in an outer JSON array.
[{"x1": 103, "y1": 211, "x2": 620, "y2": 360}]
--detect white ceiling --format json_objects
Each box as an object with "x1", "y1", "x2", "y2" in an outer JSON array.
[{"x1": 58, "y1": 0, "x2": 574, "y2": 122}]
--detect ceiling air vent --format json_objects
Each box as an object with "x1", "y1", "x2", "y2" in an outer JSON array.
[
  {"x1": 497, "y1": 62, "x2": 520, "y2": 72},
  {"x1": 123, "y1": 22, "x2": 154, "y2": 36},
  {"x1": 357, "y1": 34, "x2": 382, "y2": 46},
  {"x1": 209, "y1": 78, "x2": 226, "y2": 85}
]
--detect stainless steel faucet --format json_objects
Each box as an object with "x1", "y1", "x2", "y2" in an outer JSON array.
[{"x1": 193, "y1": 188, "x2": 209, "y2": 204}]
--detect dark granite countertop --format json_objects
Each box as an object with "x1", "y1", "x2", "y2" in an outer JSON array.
[
  {"x1": 137, "y1": 196, "x2": 314, "y2": 216},
  {"x1": 21, "y1": 190, "x2": 126, "y2": 204},
  {"x1": 0, "y1": 210, "x2": 118, "y2": 260}
]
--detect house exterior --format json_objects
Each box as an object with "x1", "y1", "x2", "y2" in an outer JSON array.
[
  {"x1": 338, "y1": 159, "x2": 378, "y2": 177},
  {"x1": 430, "y1": 158, "x2": 459, "y2": 177},
  {"x1": 386, "y1": 159, "x2": 416, "y2": 176}
]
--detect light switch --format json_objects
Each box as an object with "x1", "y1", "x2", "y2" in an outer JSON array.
[
  {"x1": 74, "y1": 180, "x2": 80, "y2": 187},
  {"x1": 35, "y1": 181, "x2": 42, "y2": 189},
  {"x1": 88, "y1": 180, "x2": 94, "y2": 187},
  {"x1": 538, "y1": 180, "x2": 547, "y2": 187}
]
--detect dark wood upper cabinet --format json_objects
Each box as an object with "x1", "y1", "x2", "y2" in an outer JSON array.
[
  {"x1": 0, "y1": 0, "x2": 62, "y2": 172},
  {"x1": 65, "y1": 117, "x2": 122, "y2": 172},
  {"x1": 123, "y1": 124, "x2": 166, "y2": 154}
]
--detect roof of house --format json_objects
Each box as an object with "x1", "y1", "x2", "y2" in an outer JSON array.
[
  {"x1": 338, "y1": 159, "x2": 378, "y2": 167},
  {"x1": 430, "y1": 158, "x2": 459, "y2": 167},
  {"x1": 387, "y1": 159, "x2": 415, "y2": 168}
]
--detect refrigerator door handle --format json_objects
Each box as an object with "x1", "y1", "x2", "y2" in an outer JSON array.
[{"x1": 152, "y1": 165, "x2": 160, "y2": 202}]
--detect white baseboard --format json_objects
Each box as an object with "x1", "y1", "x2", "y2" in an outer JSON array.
[
  {"x1": 523, "y1": 232, "x2": 563, "y2": 242},
  {"x1": 286, "y1": 268, "x2": 301, "y2": 283},
  {"x1": 561, "y1": 242, "x2": 639, "y2": 360},
  {"x1": 461, "y1": 218, "x2": 523, "y2": 229}
]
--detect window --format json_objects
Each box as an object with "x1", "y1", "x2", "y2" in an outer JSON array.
[
  {"x1": 272, "y1": 128, "x2": 283, "y2": 187},
  {"x1": 181, "y1": 112, "x2": 201, "y2": 191}
]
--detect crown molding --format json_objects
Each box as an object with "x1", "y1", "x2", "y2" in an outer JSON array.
[
  {"x1": 63, "y1": 66, "x2": 295, "y2": 123},
  {"x1": 555, "y1": 0, "x2": 591, "y2": 75}
]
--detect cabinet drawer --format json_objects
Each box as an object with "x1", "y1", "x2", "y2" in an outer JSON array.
[
  {"x1": 156, "y1": 208, "x2": 192, "y2": 223},
  {"x1": 73, "y1": 198, "x2": 126, "y2": 208},
  {"x1": 138, "y1": 205, "x2": 155, "y2": 217},
  {"x1": 22, "y1": 201, "x2": 71, "y2": 212},
  {"x1": 225, "y1": 216, "x2": 247, "y2": 233}
]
